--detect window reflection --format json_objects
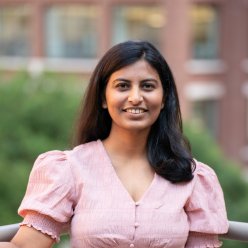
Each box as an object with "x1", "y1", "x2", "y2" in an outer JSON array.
[
  {"x1": 112, "y1": 5, "x2": 165, "y2": 49},
  {"x1": 0, "y1": 6, "x2": 31, "y2": 57},
  {"x1": 45, "y1": 5, "x2": 99, "y2": 58},
  {"x1": 190, "y1": 5, "x2": 219, "y2": 59}
]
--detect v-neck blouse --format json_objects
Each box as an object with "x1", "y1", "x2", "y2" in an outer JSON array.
[{"x1": 18, "y1": 140, "x2": 229, "y2": 248}]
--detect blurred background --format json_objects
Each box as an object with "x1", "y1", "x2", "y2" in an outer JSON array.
[{"x1": 0, "y1": 0, "x2": 248, "y2": 247}]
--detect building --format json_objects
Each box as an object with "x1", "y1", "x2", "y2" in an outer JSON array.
[{"x1": 0, "y1": 0, "x2": 247, "y2": 166}]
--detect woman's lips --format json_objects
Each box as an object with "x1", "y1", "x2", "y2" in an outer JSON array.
[
  {"x1": 123, "y1": 107, "x2": 147, "y2": 114},
  {"x1": 122, "y1": 109, "x2": 148, "y2": 116}
]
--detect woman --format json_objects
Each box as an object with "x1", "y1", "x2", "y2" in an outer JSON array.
[{"x1": 0, "y1": 40, "x2": 229, "y2": 248}]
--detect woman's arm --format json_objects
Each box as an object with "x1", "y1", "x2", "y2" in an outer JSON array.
[{"x1": 0, "y1": 226, "x2": 55, "y2": 248}]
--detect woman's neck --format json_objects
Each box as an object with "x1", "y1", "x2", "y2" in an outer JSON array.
[{"x1": 102, "y1": 124, "x2": 150, "y2": 160}]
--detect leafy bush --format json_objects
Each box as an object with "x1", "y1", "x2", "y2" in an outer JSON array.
[{"x1": 0, "y1": 72, "x2": 85, "y2": 226}]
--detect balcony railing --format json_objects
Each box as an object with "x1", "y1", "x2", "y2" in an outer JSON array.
[{"x1": 0, "y1": 221, "x2": 248, "y2": 243}]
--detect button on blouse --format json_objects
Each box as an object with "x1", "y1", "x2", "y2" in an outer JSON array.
[{"x1": 18, "y1": 140, "x2": 229, "y2": 248}]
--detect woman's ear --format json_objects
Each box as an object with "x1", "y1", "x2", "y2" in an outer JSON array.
[
  {"x1": 102, "y1": 93, "x2": 108, "y2": 109},
  {"x1": 102, "y1": 100, "x2": 107, "y2": 109}
]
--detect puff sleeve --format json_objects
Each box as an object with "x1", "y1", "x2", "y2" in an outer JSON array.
[
  {"x1": 185, "y1": 161, "x2": 229, "y2": 248},
  {"x1": 18, "y1": 151, "x2": 76, "y2": 242}
]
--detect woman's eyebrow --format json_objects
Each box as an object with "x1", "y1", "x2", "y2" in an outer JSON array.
[
  {"x1": 140, "y1": 78, "x2": 158, "y2": 84},
  {"x1": 112, "y1": 78, "x2": 158, "y2": 84},
  {"x1": 112, "y1": 78, "x2": 131, "y2": 84}
]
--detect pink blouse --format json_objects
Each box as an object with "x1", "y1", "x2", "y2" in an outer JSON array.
[{"x1": 18, "y1": 140, "x2": 229, "y2": 248}]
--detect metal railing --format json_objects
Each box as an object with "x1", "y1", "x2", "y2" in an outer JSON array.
[{"x1": 0, "y1": 221, "x2": 248, "y2": 243}]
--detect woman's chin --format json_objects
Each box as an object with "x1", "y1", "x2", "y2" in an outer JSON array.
[{"x1": 112, "y1": 122, "x2": 151, "y2": 133}]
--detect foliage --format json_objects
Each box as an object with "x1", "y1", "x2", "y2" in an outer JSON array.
[
  {"x1": 0, "y1": 72, "x2": 248, "y2": 247},
  {"x1": 0, "y1": 72, "x2": 85, "y2": 227}
]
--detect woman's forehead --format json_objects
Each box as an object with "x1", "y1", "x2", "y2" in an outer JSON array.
[{"x1": 109, "y1": 60, "x2": 160, "y2": 82}]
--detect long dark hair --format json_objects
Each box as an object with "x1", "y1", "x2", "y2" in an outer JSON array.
[{"x1": 71, "y1": 40, "x2": 195, "y2": 183}]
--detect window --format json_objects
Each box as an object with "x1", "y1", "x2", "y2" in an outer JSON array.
[
  {"x1": 0, "y1": 6, "x2": 31, "y2": 57},
  {"x1": 112, "y1": 5, "x2": 165, "y2": 49},
  {"x1": 190, "y1": 5, "x2": 219, "y2": 59},
  {"x1": 45, "y1": 5, "x2": 99, "y2": 58},
  {"x1": 190, "y1": 100, "x2": 219, "y2": 138}
]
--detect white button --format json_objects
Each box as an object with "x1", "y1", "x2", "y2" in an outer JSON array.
[
  {"x1": 134, "y1": 223, "x2": 139, "y2": 227},
  {"x1": 130, "y1": 244, "x2": 134, "y2": 247},
  {"x1": 135, "y1": 202, "x2": 139, "y2": 206}
]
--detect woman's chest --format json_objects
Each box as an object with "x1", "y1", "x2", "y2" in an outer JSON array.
[{"x1": 69, "y1": 165, "x2": 193, "y2": 248}]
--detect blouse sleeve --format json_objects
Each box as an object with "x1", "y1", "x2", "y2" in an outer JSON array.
[
  {"x1": 18, "y1": 151, "x2": 76, "y2": 242},
  {"x1": 184, "y1": 161, "x2": 229, "y2": 248}
]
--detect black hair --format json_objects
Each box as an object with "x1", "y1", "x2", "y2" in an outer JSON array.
[{"x1": 71, "y1": 40, "x2": 195, "y2": 183}]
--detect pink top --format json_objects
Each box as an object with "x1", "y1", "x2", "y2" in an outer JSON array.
[{"x1": 18, "y1": 140, "x2": 229, "y2": 248}]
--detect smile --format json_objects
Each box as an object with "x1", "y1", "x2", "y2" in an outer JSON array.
[{"x1": 124, "y1": 109, "x2": 146, "y2": 114}]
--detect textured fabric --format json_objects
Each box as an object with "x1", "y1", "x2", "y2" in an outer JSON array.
[
  {"x1": 18, "y1": 140, "x2": 229, "y2": 248},
  {"x1": 185, "y1": 232, "x2": 222, "y2": 248},
  {"x1": 20, "y1": 210, "x2": 65, "y2": 242}
]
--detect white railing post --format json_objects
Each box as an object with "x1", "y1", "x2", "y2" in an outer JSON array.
[
  {"x1": 0, "y1": 224, "x2": 19, "y2": 242},
  {"x1": 218, "y1": 221, "x2": 248, "y2": 242}
]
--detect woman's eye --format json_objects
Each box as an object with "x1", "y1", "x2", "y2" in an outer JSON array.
[
  {"x1": 142, "y1": 84, "x2": 155, "y2": 89},
  {"x1": 117, "y1": 83, "x2": 129, "y2": 89}
]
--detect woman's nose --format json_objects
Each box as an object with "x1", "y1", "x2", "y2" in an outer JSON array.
[{"x1": 128, "y1": 87, "x2": 143, "y2": 104}]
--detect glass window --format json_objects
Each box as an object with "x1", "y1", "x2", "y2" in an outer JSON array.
[
  {"x1": 112, "y1": 5, "x2": 165, "y2": 49},
  {"x1": 190, "y1": 100, "x2": 219, "y2": 138},
  {"x1": 0, "y1": 6, "x2": 31, "y2": 57},
  {"x1": 45, "y1": 5, "x2": 99, "y2": 58},
  {"x1": 190, "y1": 5, "x2": 219, "y2": 59}
]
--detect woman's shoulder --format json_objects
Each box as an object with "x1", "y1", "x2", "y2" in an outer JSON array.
[
  {"x1": 40, "y1": 139, "x2": 101, "y2": 158},
  {"x1": 65, "y1": 139, "x2": 105, "y2": 163},
  {"x1": 188, "y1": 159, "x2": 224, "y2": 203},
  {"x1": 68, "y1": 139, "x2": 101, "y2": 153},
  {"x1": 177, "y1": 159, "x2": 222, "y2": 195},
  {"x1": 192, "y1": 159, "x2": 218, "y2": 179},
  {"x1": 34, "y1": 139, "x2": 103, "y2": 170}
]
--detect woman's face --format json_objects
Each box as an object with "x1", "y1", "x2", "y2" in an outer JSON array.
[{"x1": 102, "y1": 60, "x2": 165, "y2": 132}]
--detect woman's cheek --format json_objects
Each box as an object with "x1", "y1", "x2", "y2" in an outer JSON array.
[{"x1": 147, "y1": 95, "x2": 163, "y2": 112}]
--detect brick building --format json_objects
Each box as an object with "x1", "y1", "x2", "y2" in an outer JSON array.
[{"x1": 0, "y1": 0, "x2": 247, "y2": 166}]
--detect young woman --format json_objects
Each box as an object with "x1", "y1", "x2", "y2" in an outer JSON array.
[{"x1": 1, "y1": 40, "x2": 229, "y2": 248}]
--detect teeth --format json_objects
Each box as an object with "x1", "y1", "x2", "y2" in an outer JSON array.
[{"x1": 125, "y1": 109, "x2": 145, "y2": 114}]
